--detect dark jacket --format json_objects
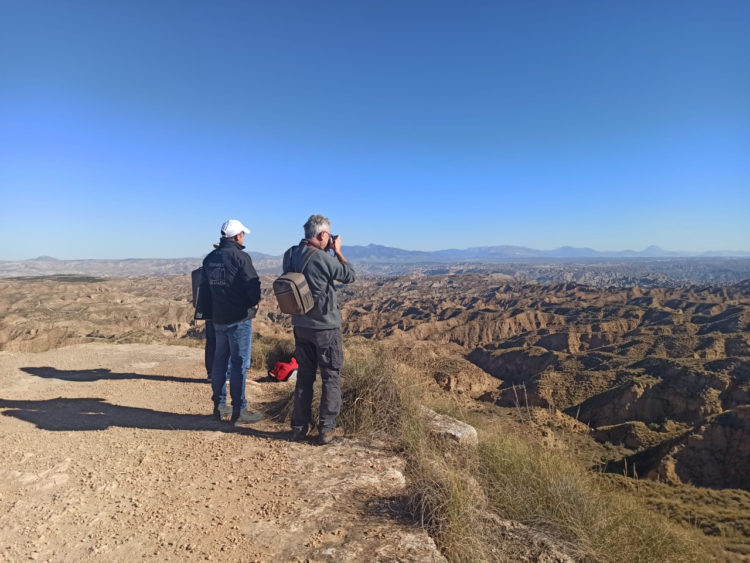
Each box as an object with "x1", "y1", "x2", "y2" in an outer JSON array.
[
  {"x1": 282, "y1": 240, "x2": 355, "y2": 330},
  {"x1": 191, "y1": 267, "x2": 212, "y2": 320},
  {"x1": 199, "y1": 238, "x2": 261, "y2": 324}
]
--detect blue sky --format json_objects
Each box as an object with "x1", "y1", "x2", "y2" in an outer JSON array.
[{"x1": 1, "y1": 1, "x2": 748, "y2": 260}]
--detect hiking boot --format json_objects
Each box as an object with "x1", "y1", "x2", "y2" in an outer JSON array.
[
  {"x1": 291, "y1": 426, "x2": 308, "y2": 442},
  {"x1": 218, "y1": 404, "x2": 233, "y2": 418},
  {"x1": 318, "y1": 427, "x2": 342, "y2": 445},
  {"x1": 231, "y1": 410, "x2": 263, "y2": 425}
]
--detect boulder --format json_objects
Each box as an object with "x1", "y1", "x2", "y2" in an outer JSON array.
[{"x1": 420, "y1": 406, "x2": 478, "y2": 446}]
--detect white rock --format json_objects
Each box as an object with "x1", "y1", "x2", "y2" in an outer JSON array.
[{"x1": 420, "y1": 406, "x2": 478, "y2": 446}]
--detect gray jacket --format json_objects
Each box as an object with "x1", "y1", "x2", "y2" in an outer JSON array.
[{"x1": 282, "y1": 241, "x2": 355, "y2": 330}]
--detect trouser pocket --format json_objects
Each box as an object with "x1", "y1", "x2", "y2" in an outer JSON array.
[{"x1": 318, "y1": 329, "x2": 343, "y2": 371}]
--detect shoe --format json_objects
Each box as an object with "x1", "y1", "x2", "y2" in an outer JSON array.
[
  {"x1": 231, "y1": 410, "x2": 263, "y2": 425},
  {"x1": 212, "y1": 407, "x2": 221, "y2": 421},
  {"x1": 318, "y1": 427, "x2": 342, "y2": 445},
  {"x1": 291, "y1": 426, "x2": 308, "y2": 441},
  {"x1": 218, "y1": 404, "x2": 233, "y2": 418}
]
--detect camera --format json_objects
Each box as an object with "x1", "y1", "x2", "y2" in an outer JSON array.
[{"x1": 327, "y1": 234, "x2": 339, "y2": 251}]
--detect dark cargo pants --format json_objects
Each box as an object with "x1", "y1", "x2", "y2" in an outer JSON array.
[{"x1": 291, "y1": 326, "x2": 343, "y2": 434}]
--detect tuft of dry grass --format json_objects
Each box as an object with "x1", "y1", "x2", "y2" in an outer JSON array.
[
  {"x1": 264, "y1": 337, "x2": 709, "y2": 562},
  {"x1": 251, "y1": 334, "x2": 296, "y2": 372},
  {"x1": 607, "y1": 474, "x2": 750, "y2": 556},
  {"x1": 266, "y1": 339, "x2": 422, "y2": 437},
  {"x1": 478, "y1": 432, "x2": 706, "y2": 562},
  {"x1": 337, "y1": 341, "x2": 422, "y2": 437},
  {"x1": 399, "y1": 417, "x2": 493, "y2": 562}
]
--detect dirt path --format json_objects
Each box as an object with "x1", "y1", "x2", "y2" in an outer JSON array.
[{"x1": 0, "y1": 343, "x2": 444, "y2": 562}]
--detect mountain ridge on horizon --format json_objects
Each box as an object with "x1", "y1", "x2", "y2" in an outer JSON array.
[
  {"x1": 7, "y1": 243, "x2": 750, "y2": 263},
  {"x1": 338, "y1": 243, "x2": 750, "y2": 262},
  {"x1": 2, "y1": 246, "x2": 749, "y2": 286}
]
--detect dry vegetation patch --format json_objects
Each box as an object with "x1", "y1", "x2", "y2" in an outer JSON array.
[{"x1": 266, "y1": 339, "x2": 711, "y2": 562}]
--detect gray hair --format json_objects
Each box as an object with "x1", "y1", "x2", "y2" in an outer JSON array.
[{"x1": 303, "y1": 214, "x2": 330, "y2": 239}]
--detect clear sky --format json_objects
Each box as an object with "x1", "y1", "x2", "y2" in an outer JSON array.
[{"x1": 1, "y1": 1, "x2": 748, "y2": 260}]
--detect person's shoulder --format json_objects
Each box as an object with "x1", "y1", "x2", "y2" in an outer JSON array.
[
  {"x1": 312, "y1": 250, "x2": 345, "y2": 273},
  {"x1": 224, "y1": 243, "x2": 247, "y2": 257},
  {"x1": 308, "y1": 248, "x2": 334, "y2": 264},
  {"x1": 203, "y1": 248, "x2": 219, "y2": 263},
  {"x1": 237, "y1": 248, "x2": 255, "y2": 264},
  {"x1": 301, "y1": 248, "x2": 325, "y2": 268}
]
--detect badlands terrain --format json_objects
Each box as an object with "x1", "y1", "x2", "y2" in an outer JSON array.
[
  {"x1": 3, "y1": 254, "x2": 749, "y2": 286},
  {"x1": 340, "y1": 275, "x2": 750, "y2": 490},
  {"x1": 1, "y1": 269, "x2": 749, "y2": 559}
]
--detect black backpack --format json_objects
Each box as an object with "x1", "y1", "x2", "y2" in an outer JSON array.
[
  {"x1": 191, "y1": 267, "x2": 212, "y2": 320},
  {"x1": 273, "y1": 247, "x2": 315, "y2": 315}
]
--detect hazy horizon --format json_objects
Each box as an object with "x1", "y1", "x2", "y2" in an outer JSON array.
[{"x1": 5, "y1": 242, "x2": 750, "y2": 263}]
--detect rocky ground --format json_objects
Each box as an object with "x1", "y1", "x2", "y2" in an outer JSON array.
[
  {"x1": 0, "y1": 343, "x2": 444, "y2": 562},
  {"x1": 2, "y1": 273, "x2": 750, "y2": 557}
]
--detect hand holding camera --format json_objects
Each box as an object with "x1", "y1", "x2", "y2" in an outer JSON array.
[{"x1": 327, "y1": 234, "x2": 340, "y2": 253}]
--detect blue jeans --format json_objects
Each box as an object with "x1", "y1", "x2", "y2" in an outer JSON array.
[{"x1": 211, "y1": 320, "x2": 252, "y2": 412}]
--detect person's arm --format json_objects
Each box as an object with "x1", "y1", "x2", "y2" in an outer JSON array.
[
  {"x1": 334, "y1": 261, "x2": 355, "y2": 284},
  {"x1": 333, "y1": 235, "x2": 354, "y2": 283},
  {"x1": 331, "y1": 235, "x2": 346, "y2": 262},
  {"x1": 328, "y1": 236, "x2": 355, "y2": 284}
]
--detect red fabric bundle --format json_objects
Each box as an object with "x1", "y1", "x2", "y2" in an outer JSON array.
[{"x1": 269, "y1": 357, "x2": 298, "y2": 381}]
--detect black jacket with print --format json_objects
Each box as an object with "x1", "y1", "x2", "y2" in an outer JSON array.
[{"x1": 199, "y1": 238, "x2": 260, "y2": 324}]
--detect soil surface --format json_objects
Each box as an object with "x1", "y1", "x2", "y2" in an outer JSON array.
[{"x1": 0, "y1": 343, "x2": 444, "y2": 562}]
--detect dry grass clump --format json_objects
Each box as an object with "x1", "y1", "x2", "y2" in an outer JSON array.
[
  {"x1": 478, "y1": 432, "x2": 705, "y2": 562},
  {"x1": 250, "y1": 334, "x2": 296, "y2": 372},
  {"x1": 266, "y1": 338, "x2": 421, "y2": 437},
  {"x1": 336, "y1": 340, "x2": 422, "y2": 437},
  {"x1": 265, "y1": 338, "x2": 708, "y2": 562},
  {"x1": 400, "y1": 421, "x2": 493, "y2": 562},
  {"x1": 329, "y1": 342, "x2": 494, "y2": 558},
  {"x1": 607, "y1": 474, "x2": 750, "y2": 556},
  {"x1": 404, "y1": 414, "x2": 706, "y2": 562}
]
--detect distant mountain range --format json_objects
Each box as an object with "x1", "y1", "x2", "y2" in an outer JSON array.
[
  {"x1": 0, "y1": 245, "x2": 748, "y2": 278},
  {"x1": 342, "y1": 244, "x2": 750, "y2": 262}
]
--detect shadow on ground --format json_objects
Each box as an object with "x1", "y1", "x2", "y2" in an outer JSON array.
[
  {"x1": 0, "y1": 397, "x2": 288, "y2": 440},
  {"x1": 21, "y1": 366, "x2": 205, "y2": 384}
]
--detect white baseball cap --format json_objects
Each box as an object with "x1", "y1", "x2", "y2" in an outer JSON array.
[{"x1": 221, "y1": 219, "x2": 251, "y2": 238}]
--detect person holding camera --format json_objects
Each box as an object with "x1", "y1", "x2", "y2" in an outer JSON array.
[{"x1": 283, "y1": 214, "x2": 355, "y2": 444}]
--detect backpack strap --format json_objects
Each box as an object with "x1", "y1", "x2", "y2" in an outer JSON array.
[
  {"x1": 296, "y1": 247, "x2": 316, "y2": 274},
  {"x1": 282, "y1": 248, "x2": 293, "y2": 274},
  {"x1": 284, "y1": 246, "x2": 316, "y2": 274}
]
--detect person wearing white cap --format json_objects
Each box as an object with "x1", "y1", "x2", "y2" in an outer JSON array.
[{"x1": 197, "y1": 219, "x2": 263, "y2": 425}]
